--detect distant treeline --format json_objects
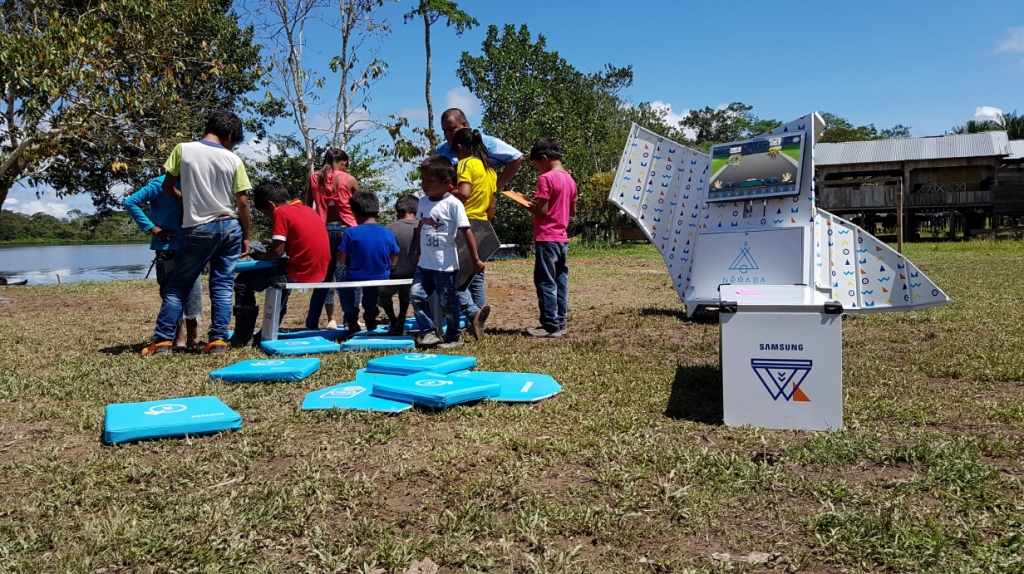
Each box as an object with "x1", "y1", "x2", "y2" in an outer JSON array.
[{"x1": 0, "y1": 209, "x2": 148, "y2": 245}]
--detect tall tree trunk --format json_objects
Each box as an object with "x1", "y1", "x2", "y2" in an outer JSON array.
[
  {"x1": 423, "y1": 9, "x2": 435, "y2": 146},
  {"x1": 335, "y1": 0, "x2": 352, "y2": 149}
]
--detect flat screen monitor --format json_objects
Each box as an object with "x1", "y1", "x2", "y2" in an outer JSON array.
[{"x1": 707, "y1": 134, "x2": 804, "y2": 202}]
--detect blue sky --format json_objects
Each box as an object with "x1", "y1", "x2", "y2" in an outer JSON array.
[{"x1": 8, "y1": 0, "x2": 1024, "y2": 216}]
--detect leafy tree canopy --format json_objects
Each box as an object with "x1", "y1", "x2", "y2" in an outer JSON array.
[
  {"x1": 818, "y1": 112, "x2": 911, "y2": 143},
  {"x1": 0, "y1": 0, "x2": 270, "y2": 213}
]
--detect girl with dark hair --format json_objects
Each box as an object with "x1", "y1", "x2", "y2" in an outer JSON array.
[
  {"x1": 303, "y1": 147, "x2": 360, "y2": 330},
  {"x1": 450, "y1": 128, "x2": 496, "y2": 340}
]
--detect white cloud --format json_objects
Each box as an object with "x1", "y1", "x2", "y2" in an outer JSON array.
[
  {"x1": 997, "y1": 26, "x2": 1024, "y2": 53},
  {"x1": 5, "y1": 198, "x2": 17, "y2": 205},
  {"x1": 235, "y1": 138, "x2": 285, "y2": 164},
  {"x1": 4, "y1": 184, "x2": 96, "y2": 217},
  {"x1": 396, "y1": 107, "x2": 428, "y2": 121},
  {"x1": 16, "y1": 200, "x2": 72, "y2": 219},
  {"x1": 972, "y1": 106, "x2": 1005, "y2": 124},
  {"x1": 443, "y1": 87, "x2": 480, "y2": 117},
  {"x1": 649, "y1": 100, "x2": 689, "y2": 126}
]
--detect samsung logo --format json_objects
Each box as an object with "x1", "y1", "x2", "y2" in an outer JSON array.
[{"x1": 759, "y1": 343, "x2": 804, "y2": 351}]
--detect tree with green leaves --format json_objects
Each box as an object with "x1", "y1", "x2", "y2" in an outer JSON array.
[
  {"x1": 0, "y1": 0, "x2": 267, "y2": 212},
  {"x1": 819, "y1": 112, "x2": 911, "y2": 143},
  {"x1": 330, "y1": 0, "x2": 391, "y2": 148},
  {"x1": 404, "y1": 0, "x2": 477, "y2": 147},
  {"x1": 1002, "y1": 110, "x2": 1024, "y2": 140}
]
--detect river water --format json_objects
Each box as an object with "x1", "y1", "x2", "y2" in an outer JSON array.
[{"x1": 0, "y1": 243, "x2": 155, "y2": 285}]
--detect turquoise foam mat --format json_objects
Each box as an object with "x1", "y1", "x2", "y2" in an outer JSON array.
[
  {"x1": 234, "y1": 260, "x2": 278, "y2": 273},
  {"x1": 209, "y1": 358, "x2": 320, "y2": 383},
  {"x1": 365, "y1": 353, "x2": 477, "y2": 375},
  {"x1": 104, "y1": 396, "x2": 241, "y2": 444},
  {"x1": 369, "y1": 371, "x2": 499, "y2": 409},
  {"x1": 454, "y1": 371, "x2": 562, "y2": 403},
  {"x1": 261, "y1": 336, "x2": 340, "y2": 355},
  {"x1": 302, "y1": 383, "x2": 411, "y2": 413},
  {"x1": 342, "y1": 336, "x2": 416, "y2": 351}
]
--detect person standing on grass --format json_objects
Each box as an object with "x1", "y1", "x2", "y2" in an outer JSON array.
[
  {"x1": 336, "y1": 192, "x2": 400, "y2": 337},
  {"x1": 410, "y1": 155, "x2": 485, "y2": 349},
  {"x1": 124, "y1": 175, "x2": 203, "y2": 351},
  {"x1": 435, "y1": 108, "x2": 523, "y2": 192},
  {"x1": 519, "y1": 138, "x2": 577, "y2": 338},
  {"x1": 304, "y1": 148, "x2": 360, "y2": 330},
  {"x1": 450, "y1": 127, "x2": 495, "y2": 341},
  {"x1": 142, "y1": 110, "x2": 252, "y2": 356},
  {"x1": 378, "y1": 194, "x2": 419, "y2": 334}
]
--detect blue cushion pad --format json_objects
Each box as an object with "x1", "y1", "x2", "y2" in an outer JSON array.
[
  {"x1": 454, "y1": 371, "x2": 562, "y2": 403},
  {"x1": 104, "y1": 396, "x2": 241, "y2": 444},
  {"x1": 365, "y1": 353, "x2": 477, "y2": 375},
  {"x1": 277, "y1": 329, "x2": 349, "y2": 341},
  {"x1": 302, "y1": 383, "x2": 411, "y2": 413},
  {"x1": 209, "y1": 358, "x2": 320, "y2": 383},
  {"x1": 342, "y1": 336, "x2": 416, "y2": 351},
  {"x1": 234, "y1": 260, "x2": 279, "y2": 273},
  {"x1": 261, "y1": 336, "x2": 340, "y2": 355},
  {"x1": 369, "y1": 371, "x2": 499, "y2": 409}
]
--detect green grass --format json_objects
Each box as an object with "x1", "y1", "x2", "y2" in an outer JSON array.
[{"x1": 1, "y1": 240, "x2": 1023, "y2": 572}]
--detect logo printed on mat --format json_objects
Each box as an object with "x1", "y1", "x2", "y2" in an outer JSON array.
[
  {"x1": 404, "y1": 354, "x2": 436, "y2": 360},
  {"x1": 320, "y1": 386, "x2": 366, "y2": 399},
  {"x1": 284, "y1": 341, "x2": 309, "y2": 345},
  {"x1": 143, "y1": 404, "x2": 187, "y2": 415},
  {"x1": 251, "y1": 361, "x2": 285, "y2": 366},
  {"x1": 520, "y1": 381, "x2": 534, "y2": 393},
  {"x1": 415, "y1": 379, "x2": 453, "y2": 387}
]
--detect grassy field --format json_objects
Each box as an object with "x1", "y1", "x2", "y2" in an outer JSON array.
[{"x1": 1, "y1": 241, "x2": 1023, "y2": 573}]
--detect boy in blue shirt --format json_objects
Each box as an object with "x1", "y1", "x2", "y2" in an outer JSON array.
[
  {"x1": 124, "y1": 175, "x2": 203, "y2": 351},
  {"x1": 337, "y1": 192, "x2": 400, "y2": 335}
]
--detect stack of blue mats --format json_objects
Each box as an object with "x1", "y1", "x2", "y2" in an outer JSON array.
[
  {"x1": 365, "y1": 353, "x2": 477, "y2": 375},
  {"x1": 209, "y1": 358, "x2": 320, "y2": 383},
  {"x1": 369, "y1": 371, "x2": 500, "y2": 408},
  {"x1": 342, "y1": 335, "x2": 416, "y2": 351},
  {"x1": 261, "y1": 336, "x2": 340, "y2": 355},
  {"x1": 277, "y1": 329, "x2": 349, "y2": 341},
  {"x1": 301, "y1": 383, "x2": 412, "y2": 413},
  {"x1": 104, "y1": 396, "x2": 241, "y2": 444}
]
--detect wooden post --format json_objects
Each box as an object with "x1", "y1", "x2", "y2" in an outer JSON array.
[{"x1": 897, "y1": 179, "x2": 904, "y2": 254}]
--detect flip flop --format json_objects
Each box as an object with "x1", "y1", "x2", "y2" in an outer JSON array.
[
  {"x1": 203, "y1": 340, "x2": 229, "y2": 354},
  {"x1": 141, "y1": 341, "x2": 173, "y2": 356}
]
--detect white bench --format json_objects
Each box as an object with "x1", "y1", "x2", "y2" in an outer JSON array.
[{"x1": 261, "y1": 279, "x2": 431, "y2": 342}]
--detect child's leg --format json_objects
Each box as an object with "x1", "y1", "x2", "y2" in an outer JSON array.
[
  {"x1": 397, "y1": 285, "x2": 411, "y2": 328},
  {"x1": 436, "y1": 271, "x2": 460, "y2": 343},
  {"x1": 410, "y1": 268, "x2": 436, "y2": 332},
  {"x1": 338, "y1": 288, "x2": 359, "y2": 333},
  {"x1": 361, "y1": 286, "x2": 380, "y2": 331},
  {"x1": 554, "y1": 243, "x2": 569, "y2": 332},
  {"x1": 533, "y1": 242, "x2": 560, "y2": 333}
]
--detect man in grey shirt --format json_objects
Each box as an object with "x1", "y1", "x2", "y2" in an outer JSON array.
[{"x1": 378, "y1": 194, "x2": 420, "y2": 333}]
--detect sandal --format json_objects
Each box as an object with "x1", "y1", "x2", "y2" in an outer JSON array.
[
  {"x1": 203, "y1": 340, "x2": 229, "y2": 354},
  {"x1": 141, "y1": 341, "x2": 173, "y2": 356}
]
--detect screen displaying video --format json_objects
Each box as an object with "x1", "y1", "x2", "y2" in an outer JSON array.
[{"x1": 707, "y1": 134, "x2": 804, "y2": 202}]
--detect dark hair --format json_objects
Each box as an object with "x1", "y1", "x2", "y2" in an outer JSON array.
[
  {"x1": 451, "y1": 128, "x2": 494, "y2": 172},
  {"x1": 317, "y1": 148, "x2": 350, "y2": 191},
  {"x1": 204, "y1": 110, "x2": 244, "y2": 145},
  {"x1": 530, "y1": 137, "x2": 562, "y2": 161},
  {"x1": 395, "y1": 194, "x2": 419, "y2": 217},
  {"x1": 419, "y1": 155, "x2": 456, "y2": 185},
  {"x1": 253, "y1": 181, "x2": 291, "y2": 210},
  {"x1": 440, "y1": 108, "x2": 468, "y2": 124},
  {"x1": 349, "y1": 191, "x2": 380, "y2": 217}
]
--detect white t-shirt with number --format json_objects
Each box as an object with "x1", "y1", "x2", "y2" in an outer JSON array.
[{"x1": 416, "y1": 194, "x2": 470, "y2": 272}]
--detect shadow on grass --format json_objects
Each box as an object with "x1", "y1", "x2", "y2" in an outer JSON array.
[
  {"x1": 638, "y1": 307, "x2": 719, "y2": 325},
  {"x1": 664, "y1": 363, "x2": 723, "y2": 425},
  {"x1": 99, "y1": 343, "x2": 148, "y2": 355}
]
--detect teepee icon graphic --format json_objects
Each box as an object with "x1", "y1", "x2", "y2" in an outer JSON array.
[
  {"x1": 751, "y1": 359, "x2": 812, "y2": 401},
  {"x1": 729, "y1": 241, "x2": 759, "y2": 274}
]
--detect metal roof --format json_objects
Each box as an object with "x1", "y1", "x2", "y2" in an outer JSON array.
[
  {"x1": 816, "y1": 131, "x2": 1010, "y2": 166},
  {"x1": 1008, "y1": 140, "x2": 1024, "y2": 161}
]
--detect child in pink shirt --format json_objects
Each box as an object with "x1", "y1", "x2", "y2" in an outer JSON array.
[{"x1": 520, "y1": 138, "x2": 577, "y2": 337}]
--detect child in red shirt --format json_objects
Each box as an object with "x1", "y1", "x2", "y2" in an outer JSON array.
[{"x1": 230, "y1": 181, "x2": 330, "y2": 347}]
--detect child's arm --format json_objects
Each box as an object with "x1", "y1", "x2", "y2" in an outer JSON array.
[
  {"x1": 527, "y1": 197, "x2": 549, "y2": 217},
  {"x1": 336, "y1": 251, "x2": 348, "y2": 265},
  {"x1": 452, "y1": 182, "x2": 472, "y2": 202},
  {"x1": 410, "y1": 222, "x2": 422, "y2": 264},
  {"x1": 461, "y1": 227, "x2": 485, "y2": 273},
  {"x1": 569, "y1": 200, "x2": 577, "y2": 217},
  {"x1": 486, "y1": 193, "x2": 496, "y2": 221}
]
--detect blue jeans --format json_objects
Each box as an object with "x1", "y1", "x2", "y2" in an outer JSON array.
[
  {"x1": 458, "y1": 270, "x2": 486, "y2": 318},
  {"x1": 534, "y1": 241, "x2": 568, "y2": 333},
  {"x1": 154, "y1": 219, "x2": 241, "y2": 342},
  {"x1": 155, "y1": 250, "x2": 203, "y2": 320},
  {"x1": 410, "y1": 267, "x2": 459, "y2": 342},
  {"x1": 340, "y1": 285, "x2": 380, "y2": 331},
  {"x1": 306, "y1": 222, "x2": 348, "y2": 328}
]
